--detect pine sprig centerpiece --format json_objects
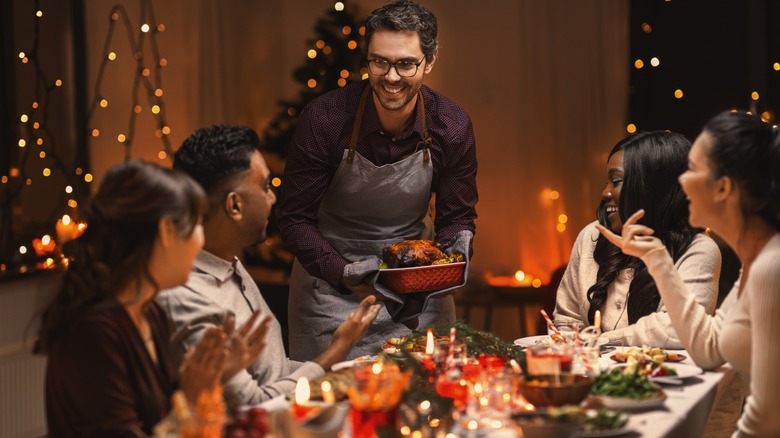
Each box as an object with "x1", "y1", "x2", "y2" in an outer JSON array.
[{"x1": 400, "y1": 320, "x2": 527, "y2": 369}]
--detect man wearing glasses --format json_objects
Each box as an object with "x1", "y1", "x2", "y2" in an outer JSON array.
[{"x1": 279, "y1": 0, "x2": 478, "y2": 361}]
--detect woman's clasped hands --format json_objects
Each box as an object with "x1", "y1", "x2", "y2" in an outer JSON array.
[{"x1": 178, "y1": 311, "x2": 272, "y2": 404}]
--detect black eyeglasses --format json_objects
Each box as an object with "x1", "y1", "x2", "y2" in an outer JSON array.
[{"x1": 367, "y1": 56, "x2": 426, "y2": 77}]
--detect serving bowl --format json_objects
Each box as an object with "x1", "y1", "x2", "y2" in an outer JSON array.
[
  {"x1": 378, "y1": 262, "x2": 465, "y2": 293},
  {"x1": 519, "y1": 374, "x2": 593, "y2": 407}
]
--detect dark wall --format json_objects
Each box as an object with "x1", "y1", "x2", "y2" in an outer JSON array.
[{"x1": 630, "y1": 0, "x2": 780, "y2": 139}]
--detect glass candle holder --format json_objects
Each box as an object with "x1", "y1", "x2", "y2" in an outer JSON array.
[{"x1": 526, "y1": 344, "x2": 574, "y2": 375}]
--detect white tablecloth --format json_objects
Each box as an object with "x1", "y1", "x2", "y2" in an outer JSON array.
[{"x1": 599, "y1": 349, "x2": 727, "y2": 438}]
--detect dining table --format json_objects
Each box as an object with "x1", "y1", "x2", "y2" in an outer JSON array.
[
  {"x1": 255, "y1": 345, "x2": 736, "y2": 437},
  {"x1": 609, "y1": 350, "x2": 730, "y2": 437}
]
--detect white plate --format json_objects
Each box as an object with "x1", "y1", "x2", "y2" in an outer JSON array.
[
  {"x1": 514, "y1": 335, "x2": 608, "y2": 348},
  {"x1": 650, "y1": 363, "x2": 703, "y2": 383},
  {"x1": 593, "y1": 393, "x2": 666, "y2": 410},
  {"x1": 650, "y1": 362, "x2": 704, "y2": 380},
  {"x1": 514, "y1": 335, "x2": 550, "y2": 347},
  {"x1": 330, "y1": 355, "x2": 376, "y2": 371}
]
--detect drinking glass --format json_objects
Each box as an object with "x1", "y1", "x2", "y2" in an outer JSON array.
[
  {"x1": 553, "y1": 321, "x2": 585, "y2": 345},
  {"x1": 526, "y1": 344, "x2": 573, "y2": 375}
]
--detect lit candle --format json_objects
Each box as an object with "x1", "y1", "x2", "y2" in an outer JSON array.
[
  {"x1": 291, "y1": 377, "x2": 320, "y2": 420},
  {"x1": 320, "y1": 380, "x2": 335, "y2": 406},
  {"x1": 295, "y1": 377, "x2": 310, "y2": 405},
  {"x1": 32, "y1": 234, "x2": 56, "y2": 256},
  {"x1": 594, "y1": 310, "x2": 602, "y2": 332},
  {"x1": 485, "y1": 271, "x2": 534, "y2": 287},
  {"x1": 55, "y1": 214, "x2": 78, "y2": 244},
  {"x1": 421, "y1": 329, "x2": 436, "y2": 380}
]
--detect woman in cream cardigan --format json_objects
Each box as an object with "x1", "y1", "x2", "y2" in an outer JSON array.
[
  {"x1": 554, "y1": 131, "x2": 720, "y2": 347},
  {"x1": 599, "y1": 110, "x2": 780, "y2": 437}
]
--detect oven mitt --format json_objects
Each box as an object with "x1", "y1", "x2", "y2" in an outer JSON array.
[
  {"x1": 342, "y1": 256, "x2": 412, "y2": 326},
  {"x1": 342, "y1": 230, "x2": 473, "y2": 328}
]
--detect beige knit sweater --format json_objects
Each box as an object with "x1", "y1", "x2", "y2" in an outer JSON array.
[
  {"x1": 644, "y1": 234, "x2": 780, "y2": 437},
  {"x1": 554, "y1": 221, "x2": 720, "y2": 348}
]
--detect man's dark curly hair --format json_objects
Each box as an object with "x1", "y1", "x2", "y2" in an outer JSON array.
[{"x1": 173, "y1": 125, "x2": 261, "y2": 196}]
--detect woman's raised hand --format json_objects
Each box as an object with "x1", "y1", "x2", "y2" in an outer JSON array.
[
  {"x1": 178, "y1": 326, "x2": 228, "y2": 404},
  {"x1": 595, "y1": 209, "x2": 667, "y2": 260}
]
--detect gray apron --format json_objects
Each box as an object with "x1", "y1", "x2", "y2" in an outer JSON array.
[{"x1": 288, "y1": 86, "x2": 455, "y2": 361}]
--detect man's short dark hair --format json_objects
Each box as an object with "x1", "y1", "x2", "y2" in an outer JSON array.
[
  {"x1": 364, "y1": 0, "x2": 438, "y2": 62},
  {"x1": 173, "y1": 125, "x2": 261, "y2": 195}
]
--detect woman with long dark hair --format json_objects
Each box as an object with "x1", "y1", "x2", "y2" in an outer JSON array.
[
  {"x1": 554, "y1": 131, "x2": 720, "y2": 347},
  {"x1": 600, "y1": 111, "x2": 780, "y2": 436},
  {"x1": 38, "y1": 160, "x2": 269, "y2": 437}
]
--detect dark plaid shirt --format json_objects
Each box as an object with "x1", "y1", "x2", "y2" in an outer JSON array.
[{"x1": 278, "y1": 82, "x2": 478, "y2": 288}]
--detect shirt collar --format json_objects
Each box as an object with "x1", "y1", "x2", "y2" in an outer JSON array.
[{"x1": 192, "y1": 250, "x2": 238, "y2": 283}]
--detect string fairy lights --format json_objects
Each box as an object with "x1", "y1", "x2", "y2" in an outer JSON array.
[
  {"x1": 2, "y1": 0, "x2": 171, "y2": 276},
  {"x1": 629, "y1": 1, "x2": 776, "y2": 134},
  {"x1": 2, "y1": 0, "x2": 90, "y2": 275},
  {"x1": 88, "y1": 0, "x2": 173, "y2": 161}
]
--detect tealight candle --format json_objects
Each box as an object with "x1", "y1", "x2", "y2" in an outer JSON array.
[
  {"x1": 32, "y1": 234, "x2": 56, "y2": 256},
  {"x1": 55, "y1": 214, "x2": 86, "y2": 244},
  {"x1": 56, "y1": 215, "x2": 76, "y2": 244}
]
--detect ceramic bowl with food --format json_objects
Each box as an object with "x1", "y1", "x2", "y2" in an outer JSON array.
[{"x1": 519, "y1": 374, "x2": 594, "y2": 407}]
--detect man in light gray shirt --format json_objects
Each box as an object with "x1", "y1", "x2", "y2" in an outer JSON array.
[{"x1": 157, "y1": 125, "x2": 380, "y2": 407}]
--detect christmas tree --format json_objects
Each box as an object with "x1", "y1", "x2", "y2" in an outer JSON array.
[
  {"x1": 259, "y1": 0, "x2": 366, "y2": 160},
  {"x1": 245, "y1": 1, "x2": 366, "y2": 272}
]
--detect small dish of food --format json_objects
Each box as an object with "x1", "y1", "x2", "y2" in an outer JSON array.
[
  {"x1": 589, "y1": 368, "x2": 665, "y2": 411},
  {"x1": 609, "y1": 345, "x2": 686, "y2": 363}
]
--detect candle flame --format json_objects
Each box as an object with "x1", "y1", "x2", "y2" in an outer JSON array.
[
  {"x1": 41, "y1": 235, "x2": 51, "y2": 245},
  {"x1": 294, "y1": 377, "x2": 310, "y2": 405},
  {"x1": 371, "y1": 362, "x2": 383, "y2": 375},
  {"x1": 514, "y1": 270, "x2": 526, "y2": 281},
  {"x1": 320, "y1": 380, "x2": 335, "y2": 405},
  {"x1": 425, "y1": 329, "x2": 434, "y2": 355},
  {"x1": 62, "y1": 214, "x2": 71, "y2": 225},
  {"x1": 595, "y1": 310, "x2": 602, "y2": 329}
]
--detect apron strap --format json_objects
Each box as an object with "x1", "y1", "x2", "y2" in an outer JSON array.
[
  {"x1": 348, "y1": 85, "x2": 431, "y2": 165},
  {"x1": 416, "y1": 90, "x2": 432, "y2": 165},
  {"x1": 347, "y1": 85, "x2": 372, "y2": 164}
]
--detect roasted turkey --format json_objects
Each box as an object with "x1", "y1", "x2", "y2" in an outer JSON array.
[{"x1": 382, "y1": 239, "x2": 446, "y2": 268}]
